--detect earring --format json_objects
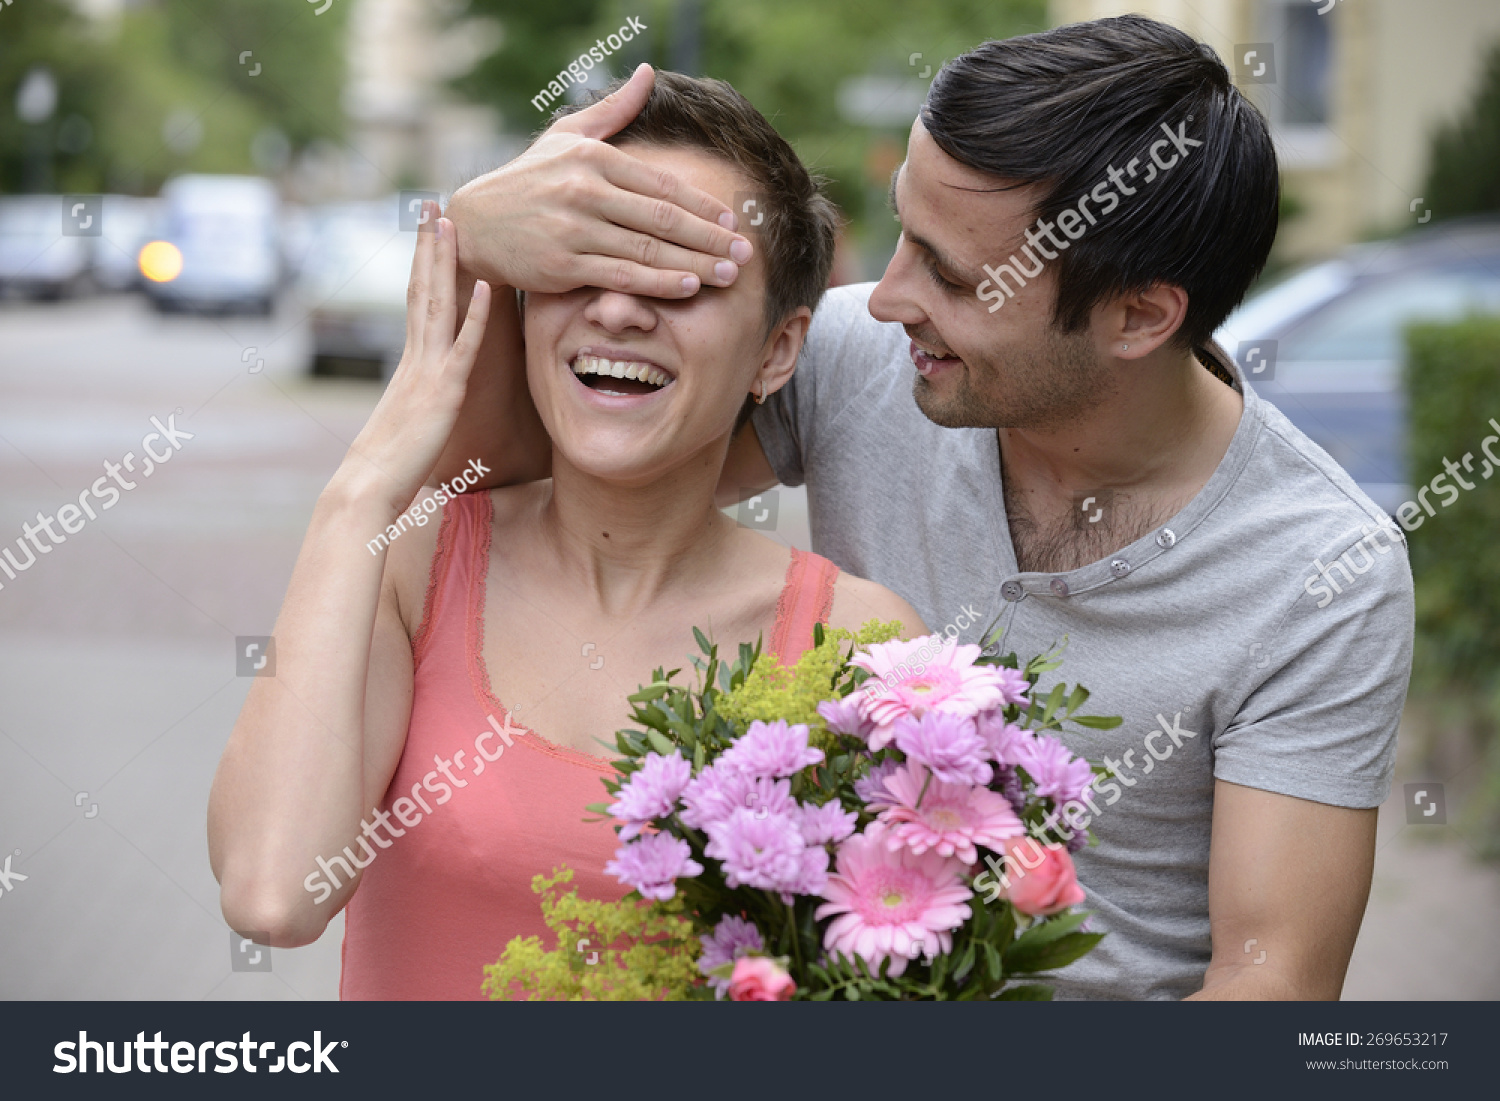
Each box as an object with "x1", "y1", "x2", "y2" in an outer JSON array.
[
  {"x1": 1121, "y1": 343, "x2": 1129, "y2": 351},
  {"x1": 754, "y1": 380, "x2": 767, "y2": 405}
]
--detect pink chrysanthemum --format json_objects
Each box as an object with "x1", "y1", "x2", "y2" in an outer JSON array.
[
  {"x1": 817, "y1": 695, "x2": 876, "y2": 741},
  {"x1": 877, "y1": 760, "x2": 1026, "y2": 864},
  {"x1": 718, "y1": 720, "x2": 824, "y2": 779},
  {"x1": 608, "y1": 749, "x2": 692, "y2": 840},
  {"x1": 815, "y1": 821, "x2": 972, "y2": 977},
  {"x1": 854, "y1": 757, "x2": 903, "y2": 810},
  {"x1": 697, "y1": 915, "x2": 765, "y2": 999},
  {"x1": 976, "y1": 713, "x2": 1037, "y2": 768},
  {"x1": 795, "y1": 800, "x2": 858, "y2": 846},
  {"x1": 679, "y1": 767, "x2": 795, "y2": 830},
  {"x1": 1012, "y1": 733, "x2": 1095, "y2": 807},
  {"x1": 704, "y1": 809, "x2": 809, "y2": 893},
  {"x1": 892, "y1": 710, "x2": 993, "y2": 786},
  {"x1": 603, "y1": 832, "x2": 703, "y2": 901},
  {"x1": 851, "y1": 636, "x2": 1010, "y2": 749},
  {"x1": 991, "y1": 665, "x2": 1032, "y2": 707}
]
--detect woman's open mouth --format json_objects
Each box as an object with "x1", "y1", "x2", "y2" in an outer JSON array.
[{"x1": 569, "y1": 353, "x2": 675, "y2": 398}]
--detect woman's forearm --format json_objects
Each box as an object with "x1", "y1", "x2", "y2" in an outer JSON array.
[{"x1": 208, "y1": 479, "x2": 404, "y2": 946}]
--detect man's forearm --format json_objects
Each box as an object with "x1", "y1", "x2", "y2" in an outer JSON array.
[{"x1": 1186, "y1": 963, "x2": 1316, "y2": 1000}]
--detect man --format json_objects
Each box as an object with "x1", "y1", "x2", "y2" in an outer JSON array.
[{"x1": 440, "y1": 15, "x2": 1413, "y2": 999}]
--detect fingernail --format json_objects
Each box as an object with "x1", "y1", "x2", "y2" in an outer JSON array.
[
  {"x1": 435, "y1": 217, "x2": 446, "y2": 240},
  {"x1": 681, "y1": 275, "x2": 700, "y2": 294},
  {"x1": 714, "y1": 260, "x2": 737, "y2": 284},
  {"x1": 730, "y1": 239, "x2": 752, "y2": 264},
  {"x1": 718, "y1": 211, "x2": 738, "y2": 231}
]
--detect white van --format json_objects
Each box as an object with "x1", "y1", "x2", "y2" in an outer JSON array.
[{"x1": 143, "y1": 175, "x2": 281, "y2": 314}]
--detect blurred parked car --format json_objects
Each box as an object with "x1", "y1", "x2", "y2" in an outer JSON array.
[
  {"x1": 0, "y1": 195, "x2": 92, "y2": 300},
  {"x1": 297, "y1": 197, "x2": 415, "y2": 379},
  {"x1": 141, "y1": 175, "x2": 281, "y2": 315},
  {"x1": 1215, "y1": 218, "x2": 1500, "y2": 516},
  {"x1": 92, "y1": 195, "x2": 161, "y2": 293}
]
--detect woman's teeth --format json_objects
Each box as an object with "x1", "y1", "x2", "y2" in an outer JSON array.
[{"x1": 570, "y1": 354, "x2": 671, "y2": 388}]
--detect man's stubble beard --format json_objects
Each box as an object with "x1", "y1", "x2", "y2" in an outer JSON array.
[{"x1": 912, "y1": 326, "x2": 1116, "y2": 432}]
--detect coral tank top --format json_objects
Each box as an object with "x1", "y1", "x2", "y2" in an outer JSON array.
[{"x1": 340, "y1": 490, "x2": 839, "y2": 999}]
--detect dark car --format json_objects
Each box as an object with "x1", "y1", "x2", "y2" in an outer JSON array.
[{"x1": 1215, "y1": 219, "x2": 1500, "y2": 515}]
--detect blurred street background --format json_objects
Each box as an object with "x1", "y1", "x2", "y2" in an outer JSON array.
[{"x1": 1, "y1": 0, "x2": 1498, "y2": 1000}]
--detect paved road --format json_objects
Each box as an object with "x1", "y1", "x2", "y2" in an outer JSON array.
[{"x1": 0, "y1": 294, "x2": 1492, "y2": 1000}]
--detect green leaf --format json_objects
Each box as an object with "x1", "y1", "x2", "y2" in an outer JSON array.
[
  {"x1": 996, "y1": 983, "x2": 1054, "y2": 1000},
  {"x1": 1003, "y1": 932, "x2": 1106, "y2": 974},
  {"x1": 1070, "y1": 714, "x2": 1124, "y2": 730},
  {"x1": 693, "y1": 626, "x2": 712, "y2": 655},
  {"x1": 1040, "y1": 682, "x2": 1067, "y2": 724},
  {"x1": 982, "y1": 942, "x2": 1003, "y2": 982},
  {"x1": 644, "y1": 728, "x2": 676, "y2": 757},
  {"x1": 582, "y1": 802, "x2": 611, "y2": 815},
  {"x1": 1064, "y1": 684, "x2": 1089, "y2": 714},
  {"x1": 952, "y1": 940, "x2": 977, "y2": 983},
  {"x1": 1007, "y1": 909, "x2": 1090, "y2": 954}
]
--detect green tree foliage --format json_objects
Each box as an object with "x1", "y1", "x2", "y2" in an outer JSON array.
[
  {"x1": 0, "y1": 0, "x2": 347, "y2": 195},
  {"x1": 447, "y1": 0, "x2": 1046, "y2": 248},
  {"x1": 1424, "y1": 39, "x2": 1500, "y2": 222},
  {"x1": 0, "y1": 0, "x2": 112, "y2": 192}
]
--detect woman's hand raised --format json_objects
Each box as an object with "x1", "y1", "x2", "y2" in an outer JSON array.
[{"x1": 331, "y1": 203, "x2": 492, "y2": 518}]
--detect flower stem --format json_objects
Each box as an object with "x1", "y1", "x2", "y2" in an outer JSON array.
[
  {"x1": 916, "y1": 769, "x2": 932, "y2": 809},
  {"x1": 786, "y1": 898, "x2": 805, "y2": 976}
]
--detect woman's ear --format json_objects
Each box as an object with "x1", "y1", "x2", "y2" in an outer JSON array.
[{"x1": 755, "y1": 306, "x2": 812, "y2": 398}]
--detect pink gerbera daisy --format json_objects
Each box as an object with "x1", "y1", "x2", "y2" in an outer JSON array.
[
  {"x1": 815, "y1": 821, "x2": 972, "y2": 977},
  {"x1": 851, "y1": 635, "x2": 1010, "y2": 749},
  {"x1": 877, "y1": 760, "x2": 1027, "y2": 864}
]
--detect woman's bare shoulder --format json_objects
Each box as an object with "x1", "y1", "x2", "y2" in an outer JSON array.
[
  {"x1": 826, "y1": 567, "x2": 928, "y2": 639},
  {"x1": 382, "y1": 482, "x2": 542, "y2": 636}
]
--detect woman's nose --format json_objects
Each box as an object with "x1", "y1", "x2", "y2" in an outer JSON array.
[{"x1": 583, "y1": 290, "x2": 658, "y2": 334}]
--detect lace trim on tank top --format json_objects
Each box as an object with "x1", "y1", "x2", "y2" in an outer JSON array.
[{"x1": 769, "y1": 547, "x2": 839, "y2": 663}]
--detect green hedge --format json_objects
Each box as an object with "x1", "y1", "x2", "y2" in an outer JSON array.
[
  {"x1": 1405, "y1": 317, "x2": 1500, "y2": 856},
  {"x1": 1405, "y1": 316, "x2": 1500, "y2": 692}
]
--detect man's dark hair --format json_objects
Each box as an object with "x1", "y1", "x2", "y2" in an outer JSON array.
[
  {"x1": 553, "y1": 72, "x2": 840, "y2": 339},
  {"x1": 923, "y1": 15, "x2": 1279, "y2": 349}
]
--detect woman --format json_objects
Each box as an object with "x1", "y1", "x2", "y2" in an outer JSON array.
[{"x1": 208, "y1": 72, "x2": 925, "y2": 999}]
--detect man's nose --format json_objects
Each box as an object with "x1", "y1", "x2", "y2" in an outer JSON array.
[{"x1": 868, "y1": 237, "x2": 927, "y2": 326}]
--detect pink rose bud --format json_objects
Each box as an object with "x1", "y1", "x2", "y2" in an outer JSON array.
[
  {"x1": 728, "y1": 956, "x2": 797, "y2": 1001},
  {"x1": 999, "y1": 837, "x2": 1086, "y2": 917}
]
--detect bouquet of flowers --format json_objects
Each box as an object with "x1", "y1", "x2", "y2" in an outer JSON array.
[{"x1": 484, "y1": 620, "x2": 1120, "y2": 1001}]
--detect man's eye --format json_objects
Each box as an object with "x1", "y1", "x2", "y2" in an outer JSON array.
[{"x1": 927, "y1": 265, "x2": 964, "y2": 294}]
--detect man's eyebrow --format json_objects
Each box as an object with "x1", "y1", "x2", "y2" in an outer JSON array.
[{"x1": 887, "y1": 164, "x2": 985, "y2": 286}]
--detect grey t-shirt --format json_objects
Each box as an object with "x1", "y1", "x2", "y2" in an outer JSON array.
[{"x1": 752, "y1": 282, "x2": 1414, "y2": 1000}]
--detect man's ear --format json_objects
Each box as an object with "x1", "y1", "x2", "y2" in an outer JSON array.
[
  {"x1": 755, "y1": 306, "x2": 812, "y2": 397},
  {"x1": 1103, "y1": 282, "x2": 1189, "y2": 359}
]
